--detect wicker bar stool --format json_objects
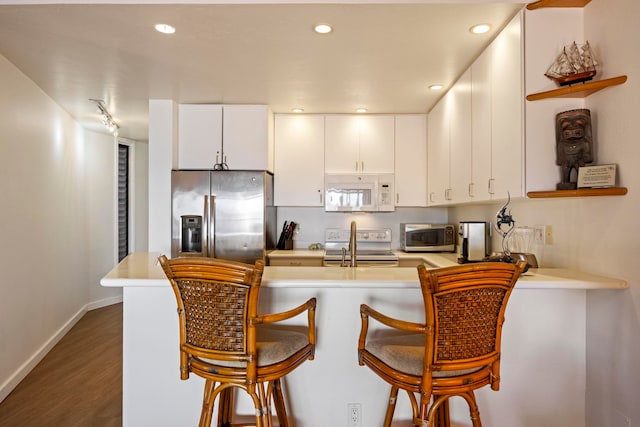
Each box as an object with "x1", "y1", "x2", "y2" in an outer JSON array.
[
  {"x1": 358, "y1": 261, "x2": 526, "y2": 427},
  {"x1": 159, "y1": 255, "x2": 316, "y2": 427}
]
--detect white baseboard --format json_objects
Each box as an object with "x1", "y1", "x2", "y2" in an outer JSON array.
[
  {"x1": 0, "y1": 296, "x2": 123, "y2": 403},
  {"x1": 87, "y1": 294, "x2": 123, "y2": 311}
]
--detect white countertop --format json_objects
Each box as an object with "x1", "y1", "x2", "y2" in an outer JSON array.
[{"x1": 101, "y1": 252, "x2": 628, "y2": 290}]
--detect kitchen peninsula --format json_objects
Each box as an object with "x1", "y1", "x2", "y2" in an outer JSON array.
[{"x1": 102, "y1": 252, "x2": 626, "y2": 427}]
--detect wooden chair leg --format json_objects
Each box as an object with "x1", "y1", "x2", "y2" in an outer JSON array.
[
  {"x1": 271, "y1": 379, "x2": 289, "y2": 427},
  {"x1": 200, "y1": 380, "x2": 216, "y2": 427},
  {"x1": 383, "y1": 386, "x2": 399, "y2": 427},
  {"x1": 217, "y1": 387, "x2": 234, "y2": 427},
  {"x1": 460, "y1": 391, "x2": 482, "y2": 427}
]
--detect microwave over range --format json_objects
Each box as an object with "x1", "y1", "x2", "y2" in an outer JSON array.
[
  {"x1": 400, "y1": 223, "x2": 456, "y2": 252},
  {"x1": 325, "y1": 173, "x2": 394, "y2": 212}
]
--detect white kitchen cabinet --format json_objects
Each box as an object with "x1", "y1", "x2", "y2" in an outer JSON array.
[
  {"x1": 177, "y1": 104, "x2": 222, "y2": 170},
  {"x1": 394, "y1": 114, "x2": 427, "y2": 206},
  {"x1": 427, "y1": 97, "x2": 450, "y2": 205},
  {"x1": 488, "y1": 14, "x2": 523, "y2": 200},
  {"x1": 449, "y1": 69, "x2": 473, "y2": 204},
  {"x1": 273, "y1": 114, "x2": 325, "y2": 206},
  {"x1": 470, "y1": 45, "x2": 493, "y2": 200},
  {"x1": 177, "y1": 104, "x2": 273, "y2": 171},
  {"x1": 222, "y1": 105, "x2": 274, "y2": 172},
  {"x1": 325, "y1": 115, "x2": 395, "y2": 174},
  {"x1": 428, "y1": 11, "x2": 523, "y2": 206},
  {"x1": 427, "y1": 71, "x2": 472, "y2": 206}
]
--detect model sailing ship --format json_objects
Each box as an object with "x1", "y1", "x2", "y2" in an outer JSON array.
[{"x1": 545, "y1": 41, "x2": 597, "y2": 86}]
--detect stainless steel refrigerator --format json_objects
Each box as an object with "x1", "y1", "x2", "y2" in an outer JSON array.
[{"x1": 171, "y1": 170, "x2": 276, "y2": 264}]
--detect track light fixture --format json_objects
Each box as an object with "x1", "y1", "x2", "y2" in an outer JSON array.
[{"x1": 89, "y1": 98, "x2": 119, "y2": 136}]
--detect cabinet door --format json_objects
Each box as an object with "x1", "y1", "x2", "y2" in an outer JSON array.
[
  {"x1": 325, "y1": 115, "x2": 395, "y2": 174},
  {"x1": 449, "y1": 69, "x2": 472, "y2": 204},
  {"x1": 178, "y1": 104, "x2": 222, "y2": 169},
  {"x1": 490, "y1": 13, "x2": 523, "y2": 199},
  {"x1": 471, "y1": 47, "x2": 493, "y2": 201},
  {"x1": 395, "y1": 115, "x2": 427, "y2": 206},
  {"x1": 274, "y1": 115, "x2": 325, "y2": 206},
  {"x1": 359, "y1": 115, "x2": 395, "y2": 174},
  {"x1": 427, "y1": 98, "x2": 449, "y2": 205},
  {"x1": 325, "y1": 115, "x2": 361, "y2": 173},
  {"x1": 223, "y1": 105, "x2": 273, "y2": 171}
]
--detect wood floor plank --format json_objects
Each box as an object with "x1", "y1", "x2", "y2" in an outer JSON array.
[{"x1": 0, "y1": 303, "x2": 123, "y2": 426}]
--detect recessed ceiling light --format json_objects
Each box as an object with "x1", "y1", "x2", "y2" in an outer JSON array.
[
  {"x1": 292, "y1": 108, "x2": 304, "y2": 113},
  {"x1": 356, "y1": 108, "x2": 367, "y2": 113},
  {"x1": 429, "y1": 84, "x2": 444, "y2": 90},
  {"x1": 314, "y1": 24, "x2": 333, "y2": 34},
  {"x1": 155, "y1": 24, "x2": 176, "y2": 34},
  {"x1": 470, "y1": 23, "x2": 491, "y2": 35}
]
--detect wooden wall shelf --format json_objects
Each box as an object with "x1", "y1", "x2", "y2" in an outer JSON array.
[
  {"x1": 526, "y1": 75, "x2": 627, "y2": 101},
  {"x1": 527, "y1": 0, "x2": 591, "y2": 10},
  {"x1": 527, "y1": 187, "x2": 627, "y2": 198}
]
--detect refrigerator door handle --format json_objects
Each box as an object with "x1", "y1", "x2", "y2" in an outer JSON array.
[
  {"x1": 208, "y1": 195, "x2": 216, "y2": 258},
  {"x1": 203, "y1": 195, "x2": 210, "y2": 257}
]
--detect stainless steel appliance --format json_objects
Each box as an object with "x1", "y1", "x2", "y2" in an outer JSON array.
[
  {"x1": 323, "y1": 228, "x2": 398, "y2": 267},
  {"x1": 457, "y1": 221, "x2": 489, "y2": 263},
  {"x1": 400, "y1": 223, "x2": 456, "y2": 252},
  {"x1": 171, "y1": 170, "x2": 276, "y2": 264},
  {"x1": 324, "y1": 173, "x2": 394, "y2": 212}
]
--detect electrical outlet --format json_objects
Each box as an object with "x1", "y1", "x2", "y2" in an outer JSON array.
[
  {"x1": 534, "y1": 225, "x2": 546, "y2": 245},
  {"x1": 347, "y1": 403, "x2": 361, "y2": 426},
  {"x1": 545, "y1": 225, "x2": 554, "y2": 245}
]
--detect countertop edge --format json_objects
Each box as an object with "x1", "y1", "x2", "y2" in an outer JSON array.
[{"x1": 101, "y1": 252, "x2": 628, "y2": 290}]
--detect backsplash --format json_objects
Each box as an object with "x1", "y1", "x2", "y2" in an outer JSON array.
[{"x1": 276, "y1": 206, "x2": 448, "y2": 250}]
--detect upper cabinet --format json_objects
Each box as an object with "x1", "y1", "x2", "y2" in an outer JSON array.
[
  {"x1": 395, "y1": 114, "x2": 427, "y2": 207},
  {"x1": 177, "y1": 104, "x2": 274, "y2": 172},
  {"x1": 177, "y1": 104, "x2": 222, "y2": 170},
  {"x1": 427, "y1": 71, "x2": 473, "y2": 206},
  {"x1": 428, "y1": 11, "x2": 523, "y2": 206},
  {"x1": 274, "y1": 114, "x2": 325, "y2": 206},
  {"x1": 325, "y1": 115, "x2": 395, "y2": 174},
  {"x1": 222, "y1": 105, "x2": 274, "y2": 172}
]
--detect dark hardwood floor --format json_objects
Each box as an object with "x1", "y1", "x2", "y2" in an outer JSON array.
[{"x1": 0, "y1": 303, "x2": 123, "y2": 427}]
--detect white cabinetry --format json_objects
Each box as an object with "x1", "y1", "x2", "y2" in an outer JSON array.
[
  {"x1": 177, "y1": 104, "x2": 222, "y2": 170},
  {"x1": 427, "y1": 97, "x2": 449, "y2": 205},
  {"x1": 274, "y1": 114, "x2": 325, "y2": 206},
  {"x1": 427, "y1": 71, "x2": 472, "y2": 206},
  {"x1": 177, "y1": 104, "x2": 273, "y2": 171},
  {"x1": 222, "y1": 105, "x2": 274, "y2": 172},
  {"x1": 395, "y1": 114, "x2": 427, "y2": 206},
  {"x1": 427, "y1": 11, "x2": 523, "y2": 206},
  {"x1": 488, "y1": 14, "x2": 523, "y2": 199},
  {"x1": 325, "y1": 115, "x2": 395, "y2": 174}
]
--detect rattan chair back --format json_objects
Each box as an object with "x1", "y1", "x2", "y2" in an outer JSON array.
[
  {"x1": 159, "y1": 255, "x2": 316, "y2": 427},
  {"x1": 358, "y1": 261, "x2": 526, "y2": 427}
]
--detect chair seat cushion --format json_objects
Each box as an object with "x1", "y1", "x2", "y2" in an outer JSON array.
[
  {"x1": 198, "y1": 325, "x2": 309, "y2": 368},
  {"x1": 366, "y1": 333, "x2": 483, "y2": 377}
]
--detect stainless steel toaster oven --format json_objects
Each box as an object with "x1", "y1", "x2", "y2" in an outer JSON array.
[{"x1": 400, "y1": 223, "x2": 456, "y2": 252}]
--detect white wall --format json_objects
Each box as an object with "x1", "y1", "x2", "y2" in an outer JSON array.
[
  {"x1": 451, "y1": 1, "x2": 640, "y2": 424},
  {"x1": 0, "y1": 51, "x2": 147, "y2": 402}
]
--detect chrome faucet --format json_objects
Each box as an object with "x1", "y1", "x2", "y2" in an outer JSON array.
[{"x1": 349, "y1": 221, "x2": 357, "y2": 267}]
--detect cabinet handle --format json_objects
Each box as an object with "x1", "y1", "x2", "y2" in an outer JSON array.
[
  {"x1": 488, "y1": 178, "x2": 495, "y2": 195},
  {"x1": 396, "y1": 193, "x2": 400, "y2": 204},
  {"x1": 429, "y1": 192, "x2": 435, "y2": 203},
  {"x1": 445, "y1": 188, "x2": 452, "y2": 201},
  {"x1": 361, "y1": 161, "x2": 364, "y2": 172},
  {"x1": 355, "y1": 161, "x2": 359, "y2": 172},
  {"x1": 318, "y1": 189, "x2": 323, "y2": 204},
  {"x1": 468, "y1": 182, "x2": 474, "y2": 198}
]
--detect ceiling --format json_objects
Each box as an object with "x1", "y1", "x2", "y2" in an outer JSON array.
[{"x1": 0, "y1": 1, "x2": 524, "y2": 141}]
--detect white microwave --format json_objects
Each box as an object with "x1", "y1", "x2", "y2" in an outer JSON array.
[{"x1": 325, "y1": 173, "x2": 394, "y2": 212}]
